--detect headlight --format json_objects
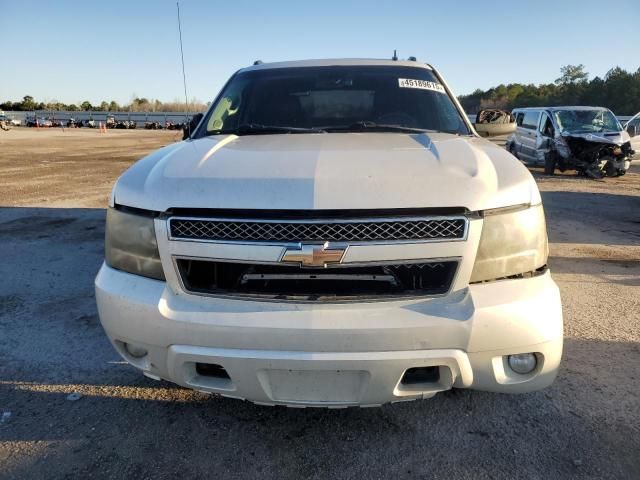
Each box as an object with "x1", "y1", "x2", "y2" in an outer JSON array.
[
  {"x1": 470, "y1": 204, "x2": 548, "y2": 283},
  {"x1": 105, "y1": 208, "x2": 165, "y2": 280}
]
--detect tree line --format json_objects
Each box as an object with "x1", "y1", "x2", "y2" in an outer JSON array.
[
  {"x1": 0, "y1": 96, "x2": 208, "y2": 113},
  {"x1": 459, "y1": 65, "x2": 640, "y2": 116},
  {"x1": 4, "y1": 65, "x2": 639, "y2": 116}
]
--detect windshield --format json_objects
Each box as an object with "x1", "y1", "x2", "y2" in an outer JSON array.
[
  {"x1": 202, "y1": 66, "x2": 470, "y2": 135},
  {"x1": 553, "y1": 109, "x2": 622, "y2": 134}
]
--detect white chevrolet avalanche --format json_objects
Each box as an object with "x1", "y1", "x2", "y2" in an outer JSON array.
[{"x1": 95, "y1": 59, "x2": 563, "y2": 407}]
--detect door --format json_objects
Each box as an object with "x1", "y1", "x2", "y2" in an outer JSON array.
[
  {"x1": 511, "y1": 112, "x2": 525, "y2": 156},
  {"x1": 626, "y1": 114, "x2": 640, "y2": 158},
  {"x1": 536, "y1": 113, "x2": 555, "y2": 164},
  {"x1": 518, "y1": 111, "x2": 541, "y2": 163}
]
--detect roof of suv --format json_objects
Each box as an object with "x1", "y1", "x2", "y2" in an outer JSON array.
[
  {"x1": 240, "y1": 58, "x2": 433, "y2": 72},
  {"x1": 513, "y1": 106, "x2": 611, "y2": 112}
]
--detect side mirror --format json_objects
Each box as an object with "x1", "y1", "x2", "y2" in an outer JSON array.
[
  {"x1": 473, "y1": 121, "x2": 517, "y2": 138},
  {"x1": 183, "y1": 113, "x2": 204, "y2": 140},
  {"x1": 628, "y1": 125, "x2": 637, "y2": 137},
  {"x1": 473, "y1": 109, "x2": 517, "y2": 138}
]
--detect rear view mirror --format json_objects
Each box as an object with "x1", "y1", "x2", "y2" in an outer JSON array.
[{"x1": 628, "y1": 125, "x2": 637, "y2": 137}]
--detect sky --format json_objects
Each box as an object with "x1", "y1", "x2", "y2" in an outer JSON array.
[{"x1": 1, "y1": 0, "x2": 639, "y2": 105}]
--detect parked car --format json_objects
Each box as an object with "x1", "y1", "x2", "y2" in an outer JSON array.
[
  {"x1": 624, "y1": 112, "x2": 640, "y2": 159},
  {"x1": 0, "y1": 115, "x2": 11, "y2": 131},
  {"x1": 507, "y1": 106, "x2": 633, "y2": 178},
  {"x1": 25, "y1": 116, "x2": 53, "y2": 127},
  {"x1": 0, "y1": 114, "x2": 21, "y2": 127},
  {"x1": 95, "y1": 58, "x2": 562, "y2": 407}
]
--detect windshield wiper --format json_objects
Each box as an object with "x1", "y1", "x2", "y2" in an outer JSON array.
[
  {"x1": 323, "y1": 121, "x2": 436, "y2": 134},
  {"x1": 214, "y1": 124, "x2": 326, "y2": 136}
]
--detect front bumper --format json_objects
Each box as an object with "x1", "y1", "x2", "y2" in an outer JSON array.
[{"x1": 95, "y1": 264, "x2": 563, "y2": 407}]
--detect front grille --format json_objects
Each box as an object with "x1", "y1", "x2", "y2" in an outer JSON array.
[
  {"x1": 169, "y1": 217, "x2": 467, "y2": 242},
  {"x1": 176, "y1": 259, "x2": 458, "y2": 301}
]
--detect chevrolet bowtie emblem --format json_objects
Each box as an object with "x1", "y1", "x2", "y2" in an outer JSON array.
[{"x1": 281, "y1": 242, "x2": 346, "y2": 267}]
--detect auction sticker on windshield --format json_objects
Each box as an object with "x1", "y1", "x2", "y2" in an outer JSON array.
[{"x1": 398, "y1": 78, "x2": 446, "y2": 93}]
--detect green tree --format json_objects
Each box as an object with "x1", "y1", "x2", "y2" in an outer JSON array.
[
  {"x1": 21, "y1": 95, "x2": 36, "y2": 110},
  {"x1": 458, "y1": 64, "x2": 640, "y2": 115},
  {"x1": 555, "y1": 64, "x2": 589, "y2": 86},
  {"x1": 80, "y1": 101, "x2": 93, "y2": 111}
]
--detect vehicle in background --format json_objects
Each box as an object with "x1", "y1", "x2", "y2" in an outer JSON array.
[
  {"x1": 25, "y1": 115, "x2": 53, "y2": 128},
  {"x1": 624, "y1": 112, "x2": 640, "y2": 159},
  {"x1": 114, "y1": 120, "x2": 137, "y2": 129},
  {"x1": 507, "y1": 106, "x2": 634, "y2": 178},
  {"x1": 96, "y1": 58, "x2": 562, "y2": 407},
  {"x1": 0, "y1": 114, "x2": 21, "y2": 127},
  {"x1": 473, "y1": 109, "x2": 516, "y2": 137}
]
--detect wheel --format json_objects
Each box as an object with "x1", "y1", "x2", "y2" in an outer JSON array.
[
  {"x1": 544, "y1": 154, "x2": 556, "y2": 175},
  {"x1": 604, "y1": 162, "x2": 618, "y2": 177}
]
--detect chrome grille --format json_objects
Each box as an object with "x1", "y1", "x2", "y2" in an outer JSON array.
[{"x1": 169, "y1": 217, "x2": 467, "y2": 242}]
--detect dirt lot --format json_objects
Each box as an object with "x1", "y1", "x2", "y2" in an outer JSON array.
[{"x1": 1, "y1": 129, "x2": 639, "y2": 479}]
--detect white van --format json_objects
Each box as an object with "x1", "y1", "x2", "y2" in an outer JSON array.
[
  {"x1": 507, "y1": 106, "x2": 634, "y2": 178},
  {"x1": 624, "y1": 112, "x2": 640, "y2": 158}
]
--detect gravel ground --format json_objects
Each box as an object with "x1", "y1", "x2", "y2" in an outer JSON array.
[{"x1": 0, "y1": 129, "x2": 639, "y2": 479}]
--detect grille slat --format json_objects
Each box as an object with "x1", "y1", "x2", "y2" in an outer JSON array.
[{"x1": 170, "y1": 217, "x2": 466, "y2": 242}]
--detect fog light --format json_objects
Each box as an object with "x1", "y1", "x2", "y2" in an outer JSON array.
[
  {"x1": 507, "y1": 353, "x2": 537, "y2": 374},
  {"x1": 124, "y1": 342, "x2": 148, "y2": 359}
]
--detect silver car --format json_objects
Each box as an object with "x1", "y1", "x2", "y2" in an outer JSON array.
[{"x1": 507, "y1": 106, "x2": 634, "y2": 178}]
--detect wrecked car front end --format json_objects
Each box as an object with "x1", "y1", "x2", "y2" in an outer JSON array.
[
  {"x1": 551, "y1": 108, "x2": 634, "y2": 178},
  {"x1": 554, "y1": 131, "x2": 634, "y2": 178}
]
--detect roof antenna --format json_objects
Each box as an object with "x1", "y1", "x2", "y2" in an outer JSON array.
[
  {"x1": 392, "y1": 49, "x2": 398, "y2": 61},
  {"x1": 176, "y1": 2, "x2": 191, "y2": 138}
]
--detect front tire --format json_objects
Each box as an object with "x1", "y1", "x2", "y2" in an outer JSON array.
[{"x1": 544, "y1": 154, "x2": 556, "y2": 175}]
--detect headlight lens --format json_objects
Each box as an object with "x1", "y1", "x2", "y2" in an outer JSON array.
[
  {"x1": 105, "y1": 208, "x2": 165, "y2": 280},
  {"x1": 470, "y1": 204, "x2": 548, "y2": 283}
]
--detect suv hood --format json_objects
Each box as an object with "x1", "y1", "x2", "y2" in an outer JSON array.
[
  {"x1": 561, "y1": 130, "x2": 631, "y2": 146},
  {"x1": 114, "y1": 133, "x2": 539, "y2": 212}
]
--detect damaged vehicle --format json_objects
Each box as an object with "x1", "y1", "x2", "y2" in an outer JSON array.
[
  {"x1": 96, "y1": 58, "x2": 563, "y2": 407},
  {"x1": 473, "y1": 109, "x2": 516, "y2": 137},
  {"x1": 507, "y1": 107, "x2": 634, "y2": 178},
  {"x1": 624, "y1": 112, "x2": 640, "y2": 158}
]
